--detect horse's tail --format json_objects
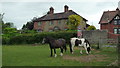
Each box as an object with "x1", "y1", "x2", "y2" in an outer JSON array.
[
  {"x1": 63, "y1": 40, "x2": 67, "y2": 52},
  {"x1": 63, "y1": 45, "x2": 67, "y2": 52}
]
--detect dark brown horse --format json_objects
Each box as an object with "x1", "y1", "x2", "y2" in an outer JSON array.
[{"x1": 42, "y1": 37, "x2": 67, "y2": 57}]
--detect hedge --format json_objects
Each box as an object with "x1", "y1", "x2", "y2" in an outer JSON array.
[{"x1": 2, "y1": 31, "x2": 77, "y2": 45}]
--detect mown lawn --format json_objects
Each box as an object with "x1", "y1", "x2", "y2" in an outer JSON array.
[{"x1": 2, "y1": 44, "x2": 118, "y2": 66}]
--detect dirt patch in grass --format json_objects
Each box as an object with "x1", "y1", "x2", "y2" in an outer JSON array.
[{"x1": 63, "y1": 54, "x2": 108, "y2": 62}]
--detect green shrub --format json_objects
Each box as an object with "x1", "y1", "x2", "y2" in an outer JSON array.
[
  {"x1": 2, "y1": 37, "x2": 10, "y2": 44},
  {"x1": 86, "y1": 25, "x2": 96, "y2": 30},
  {"x1": 2, "y1": 31, "x2": 76, "y2": 45}
]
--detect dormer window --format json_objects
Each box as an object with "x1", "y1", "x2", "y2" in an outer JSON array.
[
  {"x1": 114, "y1": 16, "x2": 120, "y2": 25},
  {"x1": 114, "y1": 16, "x2": 120, "y2": 19}
]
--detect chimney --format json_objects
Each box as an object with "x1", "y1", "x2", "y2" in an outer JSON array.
[
  {"x1": 116, "y1": 8, "x2": 119, "y2": 11},
  {"x1": 64, "y1": 5, "x2": 69, "y2": 12},
  {"x1": 49, "y1": 7, "x2": 54, "y2": 14}
]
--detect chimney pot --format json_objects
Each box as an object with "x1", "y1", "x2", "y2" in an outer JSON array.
[
  {"x1": 49, "y1": 7, "x2": 54, "y2": 14},
  {"x1": 64, "y1": 5, "x2": 69, "y2": 12}
]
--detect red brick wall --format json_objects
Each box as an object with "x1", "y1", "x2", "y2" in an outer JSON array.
[
  {"x1": 34, "y1": 19, "x2": 86, "y2": 32},
  {"x1": 34, "y1": 21, "x2": 46, "y2": 30},
  {"x1": 101, "y1": 20, "x2": 120, "y2": 39},
  {"x1": 34, "y1": 22, "x2": 38, "y2": 30}
]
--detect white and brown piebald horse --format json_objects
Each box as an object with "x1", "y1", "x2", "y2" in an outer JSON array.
[{"x1": 69, "y1": 37, "x2": 91, "y2": 54}]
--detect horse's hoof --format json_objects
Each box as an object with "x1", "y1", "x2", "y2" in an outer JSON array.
[
  {"x1": 60, "y1": 53, "x2": 63, "y2": 56},
  {"x1": 71, "y1": 52, "x2": 74, "y2": 54},
  {"x1": 54, "y1": 54, "x2": 57, "y2": 57},
  {"x1": 89, "y1": 52, "x2": 91, "y2": 54},
  {"x1": 80, "y1": 53, "x2": 83, "y2": 55}
]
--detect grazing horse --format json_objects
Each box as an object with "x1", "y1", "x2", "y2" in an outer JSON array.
[
  {"x1": 42, "y1": 37, "x2": 67, "y2": 57},
  {"x1": 69, "y1": 37, "x2": 91, "y2": 54}
]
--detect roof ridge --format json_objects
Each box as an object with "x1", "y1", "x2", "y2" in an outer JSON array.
[
  {"x1": 104, "y1": 10, "x2": 116, "y2": 13},
  {"x1": 47, "y1": 10, "x2": 74, "y2": 15}
]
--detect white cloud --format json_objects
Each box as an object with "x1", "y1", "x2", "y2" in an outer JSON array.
[
  {"x1": 118, "y1": 1, "x2": 120, "y2": 9},
  {"x1": 1, "y1": 1, "x2": 119, "y2": 29},
  {"x1": 0, "y1": 0, "x2": 119, "y2": 2}
]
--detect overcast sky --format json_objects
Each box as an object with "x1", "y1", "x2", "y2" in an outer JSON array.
[{"x1": 0, "y1": 0, "x2": 119, "y2": 29}]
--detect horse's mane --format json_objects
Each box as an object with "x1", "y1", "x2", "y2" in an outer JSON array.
[{"x1": 46, "y1": 36, "x2": 56, "y2": 41}]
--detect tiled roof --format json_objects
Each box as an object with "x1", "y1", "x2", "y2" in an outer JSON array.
[
  {"x1": 33, "y1": 10, "x2": 87, "y2": 22},
  {"x1": 99, "y1": 8, "x2": 120, "y2": 24}
]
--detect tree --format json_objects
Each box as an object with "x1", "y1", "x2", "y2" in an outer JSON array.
[
  {"x1": 22, "y1": 21, "x2": 34, "y2": 30},
  {"x1": 4, "y1": 28, "x2": 17, "y2": 34},
  {"x1": 67, "y1": 15, "x2": 83, "y2": 30},
  {"x1": 86, "y1": 25, "x2": 96, "y2": 30},
  {"x1": 2, "y1": 22, "x2": 17, "y2": 34},
  {"x1": 0, "y1": 13, "x2": 4, "y2": 23},
  {"x1": 0, "y1": 13, "x2": 5, "y2": 34}
]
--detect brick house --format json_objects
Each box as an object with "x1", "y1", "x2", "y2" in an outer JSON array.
[
  {"x1": 33, "y1": 5, "x2": 88, "y2": 32},
  {"x1": 99, "y1": 8, "x2": 120, "y2": 39}
]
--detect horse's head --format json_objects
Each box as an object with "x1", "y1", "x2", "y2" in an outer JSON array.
[
  {"x1": 42, "y1": 37, "x2": 48, "y2": 44},
  {"x1": 42, "y1": 36, "x2": 54, "y2": 44}
]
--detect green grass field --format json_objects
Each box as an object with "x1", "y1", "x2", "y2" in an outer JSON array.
[{"x1": 2, "y1": 44, "x2": 118, "y2": 66}]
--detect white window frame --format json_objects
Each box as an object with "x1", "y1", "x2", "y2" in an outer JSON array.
[
  {"x1": 118, "y1": 29, "x2": 120, "y2": 34},
  {"x1": 114, "y1": 28, "x2": 120, "y2": 34},
  {"x1": 114, "y1": 28, "x2": 117, "y2": 34},
  {"x1": 114, "y1": 20, "x2": 117, "y2": 25}
]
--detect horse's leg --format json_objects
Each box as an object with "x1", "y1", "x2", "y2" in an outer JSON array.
[
  {"x1": 60, "y1": 48, "x2": 63, "y2": 56},
  {"x1": 64, "y1": 44, "x2": 67, "y2": 52},
  {"x1": 87, "y1": 43, "x2": 91, "y2": 54},
  {"x1": 54, "y1": 49, "x2": 57, "y2": 57},
  {"x1": 89, "y1": 47, "x2": 91, "y2": 54},
  {"x1": 69, "y1": 42, "x2": 73, "y2": 53},
  {"x1": 71, "y1": 44, "x2": 74, "y2": 54},
  {"x1": 50, "y1": 48, "x2": 53, "y2": 57},
  {"x1": 84, "y1": 43, "x2": 89, "y2": 54},
  {"x1": 79, "y1": 46, "x2": 83, "y2": 54}
]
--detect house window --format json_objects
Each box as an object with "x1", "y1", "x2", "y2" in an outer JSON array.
[
  {"x1": 58, "y1": 20, "x2": 61, "y2": 24},
  {"x1": 65, "y1": 20, "x2": 68, "y2": 24},
  {"x1": 114, "y1": 28, "x2": 120, "y2": 34},
  {"x1": 114, "y1": 16, "x2": 120, "y2": 25},
  {"x1": 114, "y1": 20, "x2": 120, "y2": 25},
  {"x1": 114, "y1": 20, "x2": 117, "y2": 25},
  {"x1": 37, "y1": 29, "x2": 43, "y2": 32},
  {"x1": 114, "y1": 28, "x2": 117, "y2": 34},
  {"x1": 38, "y1": 22, "x2": 42, "y2": 26},
  {"x1": 49, "y1": 21, "x2": 53, "y2": 25},
  {"x1": 115, "y1": 16, "x2": 120, "y2": 19},
  {"x1": 118, "y1": 29, "x2": 120, "y2": 34},
  {"x1": 119, "y1": 20, "x2": 120, "y2": 25},
  {"x1": 54, "y1": 26, "x2": 60, "y2": 31},
  {"x1": 49, "y1": 30, "x2": 53, "y2": 32}
]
